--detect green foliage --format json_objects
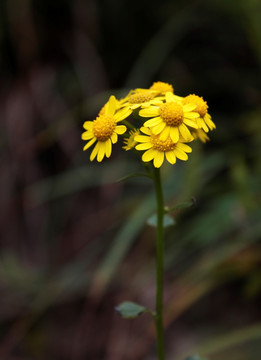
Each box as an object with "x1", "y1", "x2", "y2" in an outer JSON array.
[
  {"x1": 115, "y1": 301, "x2": 149, "y2": 319},
  {"x1": 147, "y1": 213, "x2": 176, "y2": 228}
]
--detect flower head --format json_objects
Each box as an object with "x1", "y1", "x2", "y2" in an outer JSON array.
[
  {"x1": 139, "y1": 92, "x2": 198, "y2": 143},
  {"x1": 122, "y1": 90, "x2": 164, "y2": 110},
  {"x1": 149, "y1": 81, "x2": 174, "y2": 94},
  {"x1": 123, "y1": 129, "x2": 140, "y2": 151},
  {"x1": 183, "y1": 94, "x2": 216, "y2": 132},
  {"x1": 135, "y1": 127, "x2": 192, "y2": 168},
  {"x1": 82, "y1": 96, "x2": 132, "y2": 162}
]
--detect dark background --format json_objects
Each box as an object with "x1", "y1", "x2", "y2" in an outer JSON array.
[{"x1": 0, "y1": 0, "x2": 261, "y2": 359}]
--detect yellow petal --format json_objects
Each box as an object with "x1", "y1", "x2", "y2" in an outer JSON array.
[
  {"x1": 153, "y1": 151, "x2": 164, "y2": 168},
  {"x1": 106, "y1": 95, "x2": 117, "y2": 116},
  {"x1": 115, "y1": 107, "x2": 132, "y2": 121},
  {"x1": 142, "y1": 148, "x2": 156, "y2": 162},
  {"x1": 140, "y1": 127, "x2": 151, "y2": 135},
  {"x1": 144, "y1": 116, "x2": 162, "y2": 127},
  {"x1": 183, "y1": 118, "x2": 198, "y2": 128},
  {"x1": 82, "y1": 131, "x2": 94, "y2": 140},
  {"x1": 179, "y1": 124, "x2": 191, "y2": 141},
  {"x1": 83, "y1": 137, "x2": 96, "y2": 151},
  {"x1": 183, "y1": 103, "x2": 197, "y2": 112},
  {"x1": 139, "y1": 107, "x2": 159, "y2": 117},
  {"x1": 152, "y1": 122, "x2": 166, "y2": 135},
  {"x1": 111, "y1": 133, "x2": 118, "y2": 144},
  {"x1": 184, "y1": 111, "x2": 199, "y2": 119},
  {"x1": 105, "y1": 139, "x2": 112, "y2": 158},
  {"x1": 170, "y1": 127, "x2": 179, "y2": 142},
  {"x1": 159, "y1": 126, "x2": 170, "y2": 141},
  {"x1": 204, "y1": 114, "x2": 216, "y2": 130},
  {"x1": 174, "y1": 148, "x2": 188, "y2": 161},
  {"x1": 115, "y1": 125, "x2": 127, "y2": 135},
  {"x1": 97, "y1": 142, "x2": 106, "y2": 162},
  {"x1": 135, "y1": 135, "x2": 150, "y2": 143},
  {"x1": 136, "y1": 142, "x2": 153, "y2": 150},
  {"x1": 165, "y1": 92, "x2": 175, "y2": 102},
  {"x1": 197, "y1": 118, "x2": 209, "y2": 132},
  {"x1": 166, "y1": 151, "x2": 176, "y2": 164},
  {"x1": 90, "y1": 142, "x2": 100, "y2": 161},
  {"x1": 83, "y1": 121, "x2": 93, "y2": 130},
  {"x1": 176, "y1": 143, "x2": 192, "y2": 153}
]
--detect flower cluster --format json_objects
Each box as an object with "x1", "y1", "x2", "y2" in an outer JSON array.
[{"x1": 82, "y1": 81, "x2": 216, "y2": 168}]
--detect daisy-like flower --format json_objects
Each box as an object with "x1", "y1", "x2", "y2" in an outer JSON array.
[
  {"x1": 183, "y1": 94, "x2": 216, "y2": 132},
  {"x1": 135, "y1": 127, "x2": 192, "y2": 168},
  {"x1": 149, "y1": 81, "x2": 174, "y2": 94},
  {"x1": 139, "y1": 92, "x2": 199, "y2": 143},
  {"x1": 82, "y1": 95, "x2": 132, "y2": 162},
  {"x1": 123, "y1": 129, "x2": 140, "y2": 151},
  {"x1": 192, "y1": 129, "x2": 210, "y2": 143},
  {"x1": 122, "y1": 90, "x2": 164, "y2": 110}
]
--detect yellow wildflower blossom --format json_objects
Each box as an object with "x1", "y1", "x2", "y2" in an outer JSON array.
[
  {"x1": 82, "y1": 96, "x2": 132, "y2": 162},
  {"x1": 135, "y1": 127, "x2": 192, "y2": 168},
  {"x1": 183, "y1": 94, "x2": 216, "y2": 132},
  {"x1": 149, "y1": 81, "x2": 174, "y2": 93},
  {"x1": 139, "y1": 92, "x2": 198, "y2": 143}
]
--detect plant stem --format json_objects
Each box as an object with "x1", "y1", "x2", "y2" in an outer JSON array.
[{"x1": 152, "y1": 167, "x2": 165, "y2": 360}]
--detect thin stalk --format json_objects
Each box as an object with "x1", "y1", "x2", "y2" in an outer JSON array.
[{"x1": 152, "y1": 167, "x2": 165, "y2": 360}]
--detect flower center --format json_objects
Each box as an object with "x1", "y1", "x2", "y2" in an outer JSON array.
[
  {"x1": 159, "y1": 103, "x2": 183, "y2": 126},
  {"x1": 93, "y1": 115, "x2": 116, "y2": 141},
  {"x1": 128, "y1": 92, "x2": 155, "y2": 104},
  {"x1": 151, "y1": 134, "x2": 176, "y2": 152},
  {"x1": 183, "y1": 94, "x2": 208, "y2": 117},
  {"x1": 150, "y1": 81, "x2": 173, "y2": 93}
]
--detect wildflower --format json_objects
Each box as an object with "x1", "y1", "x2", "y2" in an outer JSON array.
[
  {"x1": 183, "y1": 94, "x2": 216, "y2": 132},
  {"x1": 139, "y1": 92, "x2": 198, "y2": 143},
  {"x1": 122, "y1": 90, "x2": 164, "y2": 110},
  {"x1": 135, "y1": 127, "x2": 192, "y2": 168},
  {"x1": 149, "y1": 81, "x2": 174, "y2": 94},
  {"x1": 123, "y1": 129, "x2": 140, "y2": 151},
  {"x1": 82, "y1": 96, "x2": 131, "y2": 162}
]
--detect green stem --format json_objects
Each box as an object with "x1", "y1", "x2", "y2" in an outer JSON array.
[{"x1": 152, "y1": 167, "x2": 165, "y2": 360}]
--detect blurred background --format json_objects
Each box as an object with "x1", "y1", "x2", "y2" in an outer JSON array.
[{"x1": 0, "y1": 0, "x2": 261, "y2": 359}]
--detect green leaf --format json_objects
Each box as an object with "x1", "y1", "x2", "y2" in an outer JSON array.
[
  {"x1": 115, "y1": 301, "x2": 147, "y2": 319},
  {"x1": 166, "y1": 198, "x2": 196, "y2": 213},
  {"x1": 184, "y1": 355, "x2": 207, "y2": 360},
  {"x1": 147, "y1": 213, "x2": 176, "y2": 228}
]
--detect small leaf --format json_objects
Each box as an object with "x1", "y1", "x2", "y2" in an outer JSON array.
[
  {"x1": 166, "y1": 197, "x2": 196, "y2": 212},
  {"x1": 115, "y1": 301, "x2": 147, "y2": 319},
  {"x1": 147, "y1": 214, "x2": 176, "y2": 228},
  {"x1": 184, "y1": 355, "x2": 207, "y2": 360}
]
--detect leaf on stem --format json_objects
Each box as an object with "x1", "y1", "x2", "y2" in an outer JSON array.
[
  {"x1": 166, "y1": 197, "x2": 196, "y2": 213},
  {"x1": 115, "y1": 301, "x2": 149, "y2": 319},
  {"x1": 147, "y1": 213, "x2": 176, "y2": 228}
]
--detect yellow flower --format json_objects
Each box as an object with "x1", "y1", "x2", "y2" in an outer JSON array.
[
  {"x1": 192, "y1": 129, "x2": 210, "y2": 143},
  {"x1": 149, "y1": 81, "x2": 174, "y2": 93},
  {"x1": 122, "y1": 90, "x2": 164, "y2": 110},
  {"x1": 139, "y1": 92, "x2": 198, "y2": 143},
  {"x1": 82, "y1": 96, "x2": 132, "y2": 162},
  {"x1": 123, "y1": 129, "x2": 140, "y2": 151},
  {"x1": 183, "y1": 94, "x2": 216, "y2": 132},
  {"x1": 135, "y1": 127, "x2": 192, "y2": 168}
]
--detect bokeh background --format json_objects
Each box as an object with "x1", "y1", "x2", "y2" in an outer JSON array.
[{"x1": 1, "y1": 0, "x2": 261, "y2": 359}]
